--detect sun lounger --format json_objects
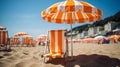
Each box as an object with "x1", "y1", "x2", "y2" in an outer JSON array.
[
  {"x1": 0, "y1": 30, "x2": 9, "y2": 49},
  {"x1": 41, "y1": 30, "x2": 68, "y2": 62}
]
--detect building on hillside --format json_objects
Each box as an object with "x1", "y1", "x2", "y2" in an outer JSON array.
[
  {"x1": 88, "y1": 27, "x2": 94, "y2": 37},
  {"x1": 79, "y1": 31, "x2": 88, "y2": 38}
]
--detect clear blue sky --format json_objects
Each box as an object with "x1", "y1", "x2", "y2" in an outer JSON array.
[{"x1": 0, "y1": 0, "x2": 120, "y2": 39}]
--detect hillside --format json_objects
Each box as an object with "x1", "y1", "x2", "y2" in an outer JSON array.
[{"x1": 71, "y1": 11, "x2": 120, "y2": 33}]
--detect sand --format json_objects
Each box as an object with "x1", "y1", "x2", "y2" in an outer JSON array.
[{"x1": 0, "y1": 43, "x2": 120, "y2": 67}]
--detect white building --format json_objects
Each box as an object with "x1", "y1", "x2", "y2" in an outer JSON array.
[
  {"x1": 88, "y1": 27, "x2": 94, "y2": 36},
  {"x1": 94, "y1": 26, "x2": 104, "y2": 36},
  {"x1": 104, "y1": 22, "x2": 112, "y2": 32},
  {"x1": 104, "y1": 21, "x2": 117, "y2": 32},
  {"x1": 79, "y1": 31, "x2": 88, "y2": 38}
]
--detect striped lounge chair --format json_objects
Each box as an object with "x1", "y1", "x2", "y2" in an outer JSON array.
[
  {"x1": 41, "y1": 30, "x2": 68, "y2": 62},
  {"x1": 13, "y1": 37, "x2": 19, "y2": 45},
  {"x1": 0, "y1": 30, "x2": 9, "y2": 49}
]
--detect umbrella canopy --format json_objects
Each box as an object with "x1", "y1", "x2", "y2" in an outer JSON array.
[
  {"x1": 23, "y1": 35, "x2": 32, "y2": 38},
  {"x1": 108, "y1": 35, "x2": 119, "y2": 39},
  {"x1": 0, "y1": 26, "x2": 6, "y2": 30},
  {"x1": 41, "y1": 0, "x2": 102, "y2": 57},
  {"x1": 38, "y1": 35, "x2": 47, "y2": 42},
  {"x1": 41, "y1": 0, "x2": 102, "y2": 24},
  {"x1": 14, "y1": 32, "x2": 28, "y2": 37},
  {"x1": 94, "y1": 36, "x2": 107, "y2": 40}
]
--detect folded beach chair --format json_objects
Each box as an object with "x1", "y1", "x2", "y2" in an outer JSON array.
[
  {"x1": 13, "y1": 37, "x2": 19, "y2": 45},
  {"x1": 0, "y1": 30, "x2": 9, "y2": 49},
  {"x1": 28, "y1": 38, "x2": 34, "y2": 46},
  {"x1": 41, "y1": 30, "x2": 68, "y2": 62}
]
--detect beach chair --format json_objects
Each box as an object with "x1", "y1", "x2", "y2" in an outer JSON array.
[
  {"x1": 0, "y1": 30, "x2": 9, "y2": 49},
  {"x1": 41, "y1": 30, "x2": 68, "y2": 62},
  {"x1": 13, "y1": 37, "x2": 19, "y2": 46}
]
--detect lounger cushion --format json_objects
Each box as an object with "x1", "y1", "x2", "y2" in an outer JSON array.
[{"x1": 44, "y1": 53, "x2": 64, "y2": 58}]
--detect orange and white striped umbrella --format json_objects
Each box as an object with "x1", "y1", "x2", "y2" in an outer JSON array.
[
  {"x1": 38, "y1": 35, "x2": 47, "y2": 42},
  {"x1": 14, "y1": 32, "x2": 28, "y2": 37},
  {"x1": 41, "y1": 0, "x2": 102, "y2": 57},
  {"x1": 41, "y1": 0, "x2": 102, "y2": 24},
  {"x1": 23, "y1": 35, "x2": 32, "y2": 38},
  {"x1": 0, "y1": 26, "x2": 6, "y2": 30}
]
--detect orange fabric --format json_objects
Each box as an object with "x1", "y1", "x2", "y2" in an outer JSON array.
[
  {"x1": 58, "y1": 30, "x2": 63, "y2": 53},
  {"x1": 0, "y1": 26, "x2": 6, "y2": 30},
  {"x1": 49, "y1": 2, "x2": 61, "y2": 13},
  {"x1": 46, "y1": 53, "x2": 64, "y2": 58},
  {"x1": 41, "y1": 10, "x2": 47, "y2": 19},
  {"x1": 76, "y1": 11, "x2": 85, "y2": 23},
  {"x1": 65, "y1": 12, "x2": 75, "y2": 24},
  {"x1": 41, "y1": 1, "x2": 102, "y2": 24},
  {"x1": 13, "y1": 38, "x2": 19, "y2": 45},
  {"x1": 15, "y1": 32, "x2": 28, "y2": 36},
  {"x1": 97, "y1": 9, "x2": 102, "y2": 16},
  {"x1": 47, "y1": 13, "x2": 54, "y2": 22},
  {"x1": 81, "y1": 2, "x2": 92, "y2": 13},
  {"x1": 86, "y1": 14, "x2": 94, "y2": 22},
  {"x1": 38, "y1": 35, "x2": 47, "y2": 42},
  {"x1": 0, "y1": 44, "x2": 4, "y2": 46},
  {"x1": 0, "y1": 31, "x2": 7, "y2": 45},
  {"x1": 50, "y1": 30, "x2": 56, "y2": 53},
  {"x1": 65, "y1": 1, "x2": 75, "y2": 12},
  {"x1": 45, "y1": 30, "x2": 65, "y2": 58},
  {"x1": 55, "y1": 11, "x2": 63, "y2": 24}
]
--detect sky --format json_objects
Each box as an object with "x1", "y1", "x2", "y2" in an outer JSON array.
[{"x1": 0, "y1": 0, "x2": 120, "y2": 39}]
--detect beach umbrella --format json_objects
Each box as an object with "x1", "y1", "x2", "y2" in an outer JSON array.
[
  {"x1": 22, "y1": 35, "x2": 33, "y2": 45},
  {"x1": 14, "y1": 32, "x2": 28, "y2": 37},
  {"x1": 94, "y1": 36, "x2": 106, "y2": 40},
  {"x1": 0, "y1": 26, "x2": 6, "y2": 30},
  {"x1": 23, "y1": 35, "x2": 32, "y2": 38},
  {"x1": 84, "y1": 37, "x2": 94, "y2": 43},
  {"x1": 108, "y1": 35, "x2": 119, "y2": 40},
  {"x1": 38, "y1": 35, "x2": 47, "y2": 42},
  {"x1": 41, "y1": 0, "x2": 102, "y2": 56},
  {"x1": 14, "y1": 32, "x2": 28, "y2": 45}
]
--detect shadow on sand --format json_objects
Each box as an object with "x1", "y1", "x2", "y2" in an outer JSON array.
[{"x1": 46, "y1": 54, "x2": 120, "y2": 67}]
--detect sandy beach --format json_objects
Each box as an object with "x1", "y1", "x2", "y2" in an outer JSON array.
[{"x1": 0, "y1": 43, "x2": 120, "y2": 67}]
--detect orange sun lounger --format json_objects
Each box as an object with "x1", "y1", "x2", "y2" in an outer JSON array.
[
  {"x1": 13, "y1": 37, "x2": 19, "y2": 45},
  {"x1": 0, "y1": 30, "x2": 8, "y2": 48},
  {"x1": 41, "y1": 30, "x2": 68, "y2": 62}
]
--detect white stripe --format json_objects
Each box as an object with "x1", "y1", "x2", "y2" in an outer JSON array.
[
  {"x1": 62, "y1": 30, "x2": 65, "y2": 53},
  {"x1": 62, "y1": 12, "x2": 65, "y2": 23},
  {"x1": 91, "y1": 14, "x2": 96, "y2": 21},
  {"x1": 72, "y1": 12, "x2": 76, "y2": 23},
  {"x1": 84, "y1": 2, "x2": 96, "y2": 13},
  {"x1": 58, "y1": 2, "x2": 65, "y2": 12},
  {"x1": 49, "y1": 31, "x2": 52, "y2": 53},
  {"x1": 86, "y1": 14, "x2": 90, "y2": 22},
  {"x1": 61, "y1": 1, "x2": 67, "y2": 12},
  {"x1": 53, "y1": 11, "x2": 60, "y2": 23},
  {"x1": 75, "y1": 0, "x2": 82, "y2": 11},
  {"x1": 92, "y1": 7, "x2": 97, "y2": 14},
  {"x1": 55, "y1": 30, "x2": 58, "y2": 53},
  {"x1": 75, "y1": 12, "x2": 78, "y2": 22},
  {"x1": 79, "y1": 1, "x2": 84, "y2": 12},
  {"x1": 81, "y1": 12, "x2": 88, "y2": 22}
]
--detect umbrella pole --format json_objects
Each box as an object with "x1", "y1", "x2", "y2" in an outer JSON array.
[{"x1": 70, "y1": 24, "x2": 73, "y2": 57}]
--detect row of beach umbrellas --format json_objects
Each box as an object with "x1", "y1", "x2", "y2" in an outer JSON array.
[{"x1": 68, "y1": 35, "x2": 120, "y2": 43}]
